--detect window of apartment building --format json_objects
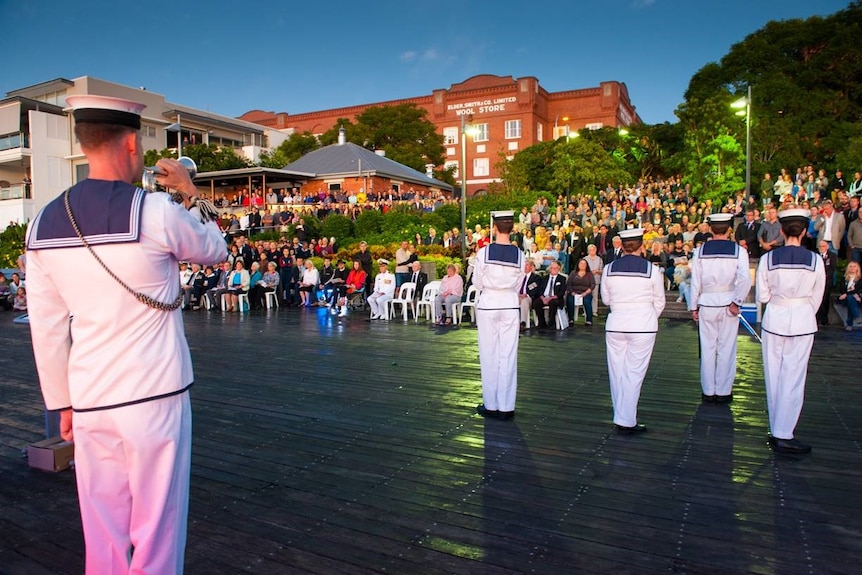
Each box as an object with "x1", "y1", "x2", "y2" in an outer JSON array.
[
  {"x1": 142, "y1": 125, "x2": 157, "y2": 139},
  {"x1": 504, "y1": 119, "x2": 521, "y2": 139},
  {"x1": 473, "y1": 158, "x2": 489, "y2": 177},
  {"x1": 443, "y1": 127, "x2": 458, "y2": 145},
  {"x1": 537, "y1": 123, "x2": 543, "y2": 142},
  {"x1": 585, "y1": 122, "x2": 604, "y2": 130},
  {"x1": 473, "y1": 123, "x2": 489, "y2": 143}
]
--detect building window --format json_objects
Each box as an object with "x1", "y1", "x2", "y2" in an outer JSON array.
[
  {"x1": 473, "y1": 158, "x2": 489, "y2": 177},
  {"x1": 505, "y1": 119, "x2": 521, "y2": 139},
  {"x1": 585, "y1": 122, "x2": 604, "y2": 131},
  {"x1": 447, "y1": 147, "x2": 456, "y2": 156},
  {"x1": 473, "y1": 123, "x2": 489, "y2": 143},
  {"x1": 143, "y1": 125, "x2": 157, "y2": 139},
  {"x1": 537, "y1": 123, "x2": 543, "y2": 142},
  {"x1": 443, "y1": 127, "x2": 458, "y2": 145}
]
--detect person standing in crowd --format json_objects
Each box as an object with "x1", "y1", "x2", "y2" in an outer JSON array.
[
  {"x1": 689, "y1": 213, "x2": 752, "y2": 404},
  {"x1": 814, "y1": 200, "x2": 845, "y2": 255},
  {"x1": 759, "y1": 205, "x2": 783, "y2": 254},
  {"x1": 756, "y1": 208, "x2": 825, "y2": 454},
  {"x1": 367, "y1": 259, "x2": 395, "y2": 319},
  {"x1": 816, "y1": 240, "x2": 837, "y2": 326},
  {"x1": 474, "y1": 211, "x2": 525, "y2": 421},
  {"x1": 602, "y1": 228, "x2": 665, "y2": 435},
  {"x1": 735, "y1": 209, "x2": 762, "y2": 260},
  {"x1": 353, "y1": 240, "x2": 374, "y2": 293},
  {"x1": 584, "y1": 244, "x2": 604, "y2": 317},
  {"x1": 26, "y1": 95, "x2": 226, "y2": 574},
  {"x1": 394, "y1": 240, "x2": 412, "y2": 287}
]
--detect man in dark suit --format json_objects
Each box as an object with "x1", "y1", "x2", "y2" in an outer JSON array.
[
  {"x1": 406, "y1": 261, "x2": 428, "y2": 301},
  {"x1": 593, "y1": 224, "x2": 613, "y2": 261},
  {"x1": 518, "y1": 261, "x2": 542, "y2": 329},
  {"x1": 532, "y1": 261, "x2": 566, "y2": 330},
  {"x1": 735, "y1": 209, "x2": 761, "y2": 260},
  {"x1": 604, "y1": 235, "x2": 624, "y2": 265},
  {"x1": 567, "y1": 227, "x2": 587, "y2": 269},
  {"x1": 816, "y1": 239, "x2": 837, "y2": 325}
]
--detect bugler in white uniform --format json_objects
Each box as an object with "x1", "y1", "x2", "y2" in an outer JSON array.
[
  {"x1": 602, "y1": 228, "x2": 666, "y2": 434},
  {"x1": 756, "y1": 208, "x2": 825, "y2": 454},
  {"x1": 689, "y1": 213, "x2": 752, "y2": 402},
  {"x1": 474, "y1": 212, "x2": 525, "y2": 420},
  {"x1": 26, "y1": 95, "x2": 227, "y2": 575}
]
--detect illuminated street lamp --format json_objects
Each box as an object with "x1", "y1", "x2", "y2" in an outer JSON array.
[
  {"x1": 731, "y1": 85, "x2": 752, "y2": 197},
  {"x1": 554, "y1": 115, "x2": 570, "y2": 138}
]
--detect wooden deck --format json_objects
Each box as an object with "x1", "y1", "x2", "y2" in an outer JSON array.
[{"x1": 1, "y1": 307, "x2": 861, "y2": 575}]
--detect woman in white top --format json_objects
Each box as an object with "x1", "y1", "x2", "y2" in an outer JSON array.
[{"x1": 298, "y1": 259, "x2": 320, "y2": 306}]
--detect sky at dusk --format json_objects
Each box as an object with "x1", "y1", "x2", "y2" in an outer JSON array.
[{"x1": 1, "y1": 0, "x2": 851, "y2": 125}]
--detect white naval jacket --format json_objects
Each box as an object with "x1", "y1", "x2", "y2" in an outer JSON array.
[
  {"x1": 689, "y1": 240, "x2": 751, "y2": 310},
  {"x1": 473, "y1": 244, "x2": 525, "y2": 310},
  {"x1": 602, "y1": 255, "x2": 666, "y2": 332},
  {"x1": 26, "y1": 182, "x2": 227, "y2": 411},
  {"x1": 373, "y1": 271, "x2": 396, "y2": 296},
  {"x1": 756, "y1": 246, "x2": 825, "y2": 336}
]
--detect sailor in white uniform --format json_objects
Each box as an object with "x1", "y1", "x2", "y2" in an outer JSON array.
[
  {"x1": 602, "y1": 228, "x2": 666, "y2": 434},
  {"x1": 473, "y1": 211, "x2": 525, "y2": 421},
  {"x1": 756, "y1": 208, "x2": 825, "y2": 454},
  {"x1": 26, "y1": 95, "x2": 227, "y2": 574},
  {"x1": 368, "y1": 259, "x2": 396, "y2": 319},
  {"x1": 689, "y1": 213, "x2": 752, "y2": 403}
]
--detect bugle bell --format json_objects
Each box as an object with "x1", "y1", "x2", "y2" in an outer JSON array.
[{"x1": 142, "y1": 156, "x2": 197, "y2": 192}]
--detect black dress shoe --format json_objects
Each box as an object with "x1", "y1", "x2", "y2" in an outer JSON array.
[
  {"x1": 714, "y1": 394, "x2": 733, "y2": 404},
  {"x1": 769, "y1": 436, "x2": 811, "y2": 454},
  {"x1": 702, "y1": 394, "x2": 716, "y2": 403},
  {"x1": 476, "y1": 404, "x2": 500, "y2": 419},
  {"x1": 498, "y1": 411, "x2": 515, "y2": 421},
  {"x1": 614, "y1": 423, "x2": 647, "y2": 435}
]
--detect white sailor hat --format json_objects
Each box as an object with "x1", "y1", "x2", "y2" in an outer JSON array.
[
  {"x1": 491, "y1": 210, "x2": 515, "y2": 220},
  {"x1": 707, "y1": 213, "x2": 733, "y2": 224},
  {"x1": 778, "y1": 208, "x2": 810, "y2": 221},
  {"x1": 377, "y1": 258, "x2": 389, "y2": 266},
  {"x1": 618, "y1": 228, "x2": 644, "y2": 239},
  {"x1": 66, "y1": 95, "x2": 146, "y2": 130}
]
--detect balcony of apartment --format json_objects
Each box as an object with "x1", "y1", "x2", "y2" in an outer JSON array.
[{"x1": 0, "y1": 132, "x2": 31, "y2": 166}]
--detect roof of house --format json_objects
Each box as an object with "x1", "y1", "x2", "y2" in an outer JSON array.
[{"x1": 282, "y1": 142, "x2": 453, "y2": 192}]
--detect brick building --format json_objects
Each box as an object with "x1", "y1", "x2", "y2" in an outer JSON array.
[{"x1": 240, "y1": 74, "x2": 640, "y2": 195}]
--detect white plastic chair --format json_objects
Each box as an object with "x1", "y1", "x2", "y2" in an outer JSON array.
[
  {"x1": 455, "y1": 285, "x2": 479, "y2": 324},
  {"x1": 265, "y1": 291, "x2": 279, "y2": 309},
  {"x1": 389, "y1": 282, "x2": 416, "y2": 321},
  {"x1": 415, "y1": 281, "x2": 441, "y2": 323},
  {"x1": 570, "y1": 294, "x2": 585, "y2": 322}
]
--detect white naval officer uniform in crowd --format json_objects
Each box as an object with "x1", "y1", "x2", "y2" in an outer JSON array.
[
  {"x1": 473, "y1": 243, "x2": 525, "y2": 413},
  {"x1": 368, "y1": 266, "x2": 396, "y2": 318},
  {"x1": 689, "y1": 239, "x2": 751, "y2": 397},
  {"x1": 602, "y1": 253, "x2": 666, "y2": 428},
  {"x1": 756, "y1": 245, "x2": 825, "y2": 440},
  {"x1": 27, "y1": 180, "x2": 226, "y2": 575}
]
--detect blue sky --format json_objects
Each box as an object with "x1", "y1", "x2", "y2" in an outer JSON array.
[{"x1": 1, "y1": 0, "x2": 850, "y2": 125}]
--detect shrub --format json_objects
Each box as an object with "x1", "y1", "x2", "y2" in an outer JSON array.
[
  {"x1": 320, "y1": 214, "x2": 354, "y2": 244},
  {"x1": 0, "y1": 223, "x2": 26, "y2": 268}
]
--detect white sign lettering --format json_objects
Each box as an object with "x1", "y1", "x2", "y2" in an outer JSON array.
[{"x1": 447, "y1": 96, "x2": 516, "y2": 116}]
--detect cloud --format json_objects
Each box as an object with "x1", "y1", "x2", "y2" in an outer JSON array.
[{"x1": 400, "y1": 48, "x2": 440, "y2": 64}]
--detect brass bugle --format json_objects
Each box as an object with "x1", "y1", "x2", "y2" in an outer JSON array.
[{"x1": 142, "y1": 156, "x2": 197, "y2": 192}]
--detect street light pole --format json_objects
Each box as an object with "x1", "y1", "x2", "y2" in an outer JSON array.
[
  {"x1": 460, "y1": 114, "x2": 469, "y2": 264},
  {"x1": 744, "y1": 85, "x2": 751, "y2": 197}
]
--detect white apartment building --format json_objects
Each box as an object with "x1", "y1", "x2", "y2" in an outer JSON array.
[{"x1": 0, "y1": 76, "x2": 288, "y2": 229}]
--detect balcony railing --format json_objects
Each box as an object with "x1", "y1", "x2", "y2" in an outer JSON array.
[
  {"x1": 0, "y1": 133, "x2": 28, "y2": 152},
  {"x1": 0, "y1": 185, "x2": 27, "y2": 201}
]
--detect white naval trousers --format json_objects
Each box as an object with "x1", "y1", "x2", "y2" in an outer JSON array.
[
  {"x1": 74, "y1": 393, "x2": 192, "y2": 575},
  {"x1": 697, "y1": 306, "x2": 739, "y2": 396},
  {"x1": 606, "y1": 332, "x2": 656, "y2": 427},
  {"x1": 477, "y1": 307, "x2": 520, "y2": 411},
  {"x1": 367, "y1": 293, "x2": 392, "y2": 317},
  {"x1": 761, "y1": 331, "x2": 814, "y2": 439}
]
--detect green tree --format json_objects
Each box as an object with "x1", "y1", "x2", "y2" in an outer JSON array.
[
  {"x1": 498, "y1": 140, "x2": 556, "y2": 192},
  {"x1": 320, "y1": 104, "x2": 445, "y2": 174},
  {"x1": 549, "y1": 138, "x2": 630, "y2": 196},
  {"x1": 259, "y1": 132, "x2": 320, "y2": 167},
  {"x1": 145, "y1": 144, "x2": 251, "y2": 173}
]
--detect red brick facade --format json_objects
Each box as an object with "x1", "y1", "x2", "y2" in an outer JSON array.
[{"x1": 240, "y1": 75, "x2": 640, "y2": 195}]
